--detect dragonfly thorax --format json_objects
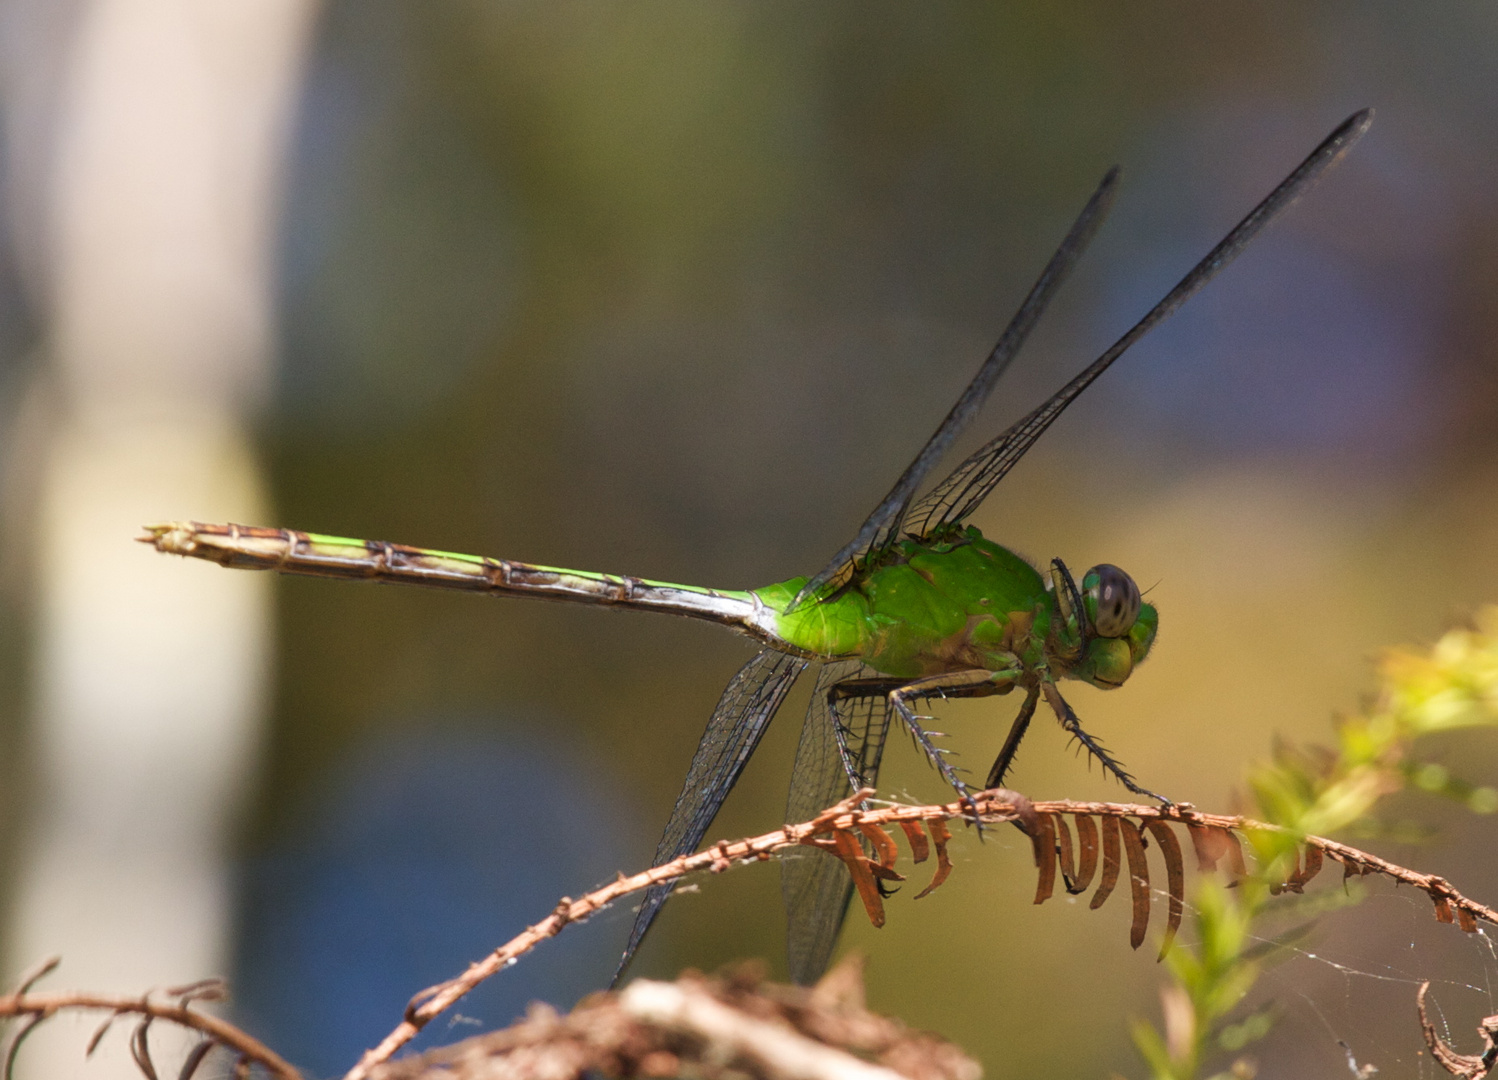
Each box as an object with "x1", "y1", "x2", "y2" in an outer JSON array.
[{"x1": 759, "y1": 527, "x2": 1157, "y2": 690}]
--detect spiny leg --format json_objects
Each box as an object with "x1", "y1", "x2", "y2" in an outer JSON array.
[
  {"x1": 888, "y1": 670, "x2": 1007, "y2": 822},
  {"x1": 1049, "y1": 558, "x2": 1092, "y2": 661},
  {"x1": 830, "y1": 670, "x2": 1004, "y2": 812},
  {"x1": 986, "y1": 682, "x2": 1040, "y2": 789},
  {"x1": 826, "y1": 677, "x2": 909, "y2": 794},
  {"x1": 1038, "y1": 680, "x2": 1170, "y2": 805}
]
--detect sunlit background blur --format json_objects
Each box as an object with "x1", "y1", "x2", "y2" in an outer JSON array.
[{"x1": 1, "y1": 3, "x2": 1497, "y2": 1078}]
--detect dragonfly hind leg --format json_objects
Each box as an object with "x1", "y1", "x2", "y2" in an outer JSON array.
[
  {"x1": 831, "y1": 669, "x2": 1006, "y2": 823},
  {"x1": 1039, "y1": 680, "x2": 1170, "y2": 805}
]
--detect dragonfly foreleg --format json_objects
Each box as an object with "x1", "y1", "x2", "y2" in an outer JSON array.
[
  {"x1": 1049, "y1": 558, "x2": 1091, "y2": 662},
  {"x1": 1038, "y1": 680, "x2": 1170, "y2": 805}
]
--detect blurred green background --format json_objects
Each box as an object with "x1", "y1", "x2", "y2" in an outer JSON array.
[{"x1": 38, "y1": 2, "x2": 1498, "y2": 1076}]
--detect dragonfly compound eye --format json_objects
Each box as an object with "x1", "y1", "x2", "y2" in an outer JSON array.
[{"x1": 1083, "y1": 563, "x2": 1141, "y2": 638}]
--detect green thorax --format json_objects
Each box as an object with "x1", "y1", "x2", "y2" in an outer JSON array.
[
  {"x1": 757, "y1": 525, "x2": 1157, "y2": 688},
  {"x1": 758, "y1": 526, "x2": 1053, "y2": 679}
]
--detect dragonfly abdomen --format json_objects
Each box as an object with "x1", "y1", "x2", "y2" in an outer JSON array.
[{"x1": 142, "y1": 521, "x2": 777, "y2": 638}]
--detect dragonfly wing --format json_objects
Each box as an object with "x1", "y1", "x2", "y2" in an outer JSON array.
[
  {"x1": 787, "y1": 168, "x2": 1120, "y2": 611},
  {"x1": 782, "y1": 661, "x2": 893, "y2": 984},
  {"x1": 615, "y1": 647, "x2": 808, "y2": 983},
  {"x1": 909, "y1": 109, "x2": 1373, "y2": 539}
]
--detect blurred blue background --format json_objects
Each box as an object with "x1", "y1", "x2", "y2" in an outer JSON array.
[{"x1": 232, "y1": 725, "x2": 634, "y2": 1069}]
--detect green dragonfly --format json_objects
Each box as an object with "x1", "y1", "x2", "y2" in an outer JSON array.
[{"x1": 145, "y1": 110, "x2": 1370, "y2": 985}]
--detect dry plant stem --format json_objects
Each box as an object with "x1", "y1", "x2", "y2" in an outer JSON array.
[
  {"x1": 344, "y1": 790, "x2": 904, "y2": 1080},
  {"x1": 344, "y1": 790, "x2": 1498, "y2": 1080},
  {"x1": 1419, "y1": 980, "x2": 1498, "y2": 1079},
  {"x1": 371, "y1": 960, "x2": 978, "y2": 1080},
  {"x1": 0, "y1": 989, "x2": 301, "y2": 1079},
  {"x1": 618, "y1": 979, "x2": 907, "y2": 1080}
]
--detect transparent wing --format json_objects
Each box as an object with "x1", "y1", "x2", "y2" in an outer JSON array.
[
  {"x1": 615, "y1": 647, "x2": 808, "y2": 983},
  {"x1": 907, "y1": 109, "x2": 1373, "y2": 538},
  {"x1": 787, "y1": 168, "x2": 1120, "y2": 611},
  {"x1": 782, "y1": 660, "x2": 894, "y2": 984}
]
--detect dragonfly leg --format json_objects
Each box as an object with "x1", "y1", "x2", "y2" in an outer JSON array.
[
  {"x1": 829, "y1": 670, "x2": 1003, "y2": 821},
  {"x1": 889, "y1": 670, "x2": 1008, "y2": 824},
  {"x1": 827, "y1": 676, "x2": 910, "y2": 792},
  {"x1": 986, "y1": 682, "x2": 1040, "y2": 789},
  {"x1": 1038, "y1": 679, "x2": 1171, "y2": 805},
  {"x1": 1049, "y1": 558, "x2": 1092, "y2": 661}
]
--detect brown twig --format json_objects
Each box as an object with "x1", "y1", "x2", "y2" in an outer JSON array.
[
  {"x1": 0, "y1": 980, "x2": 300, "y2": 1080},
  {"x1": 344, "y1": 790, "x2": 896, "y2": 1080},
  {"x1": 344, "y1": 788, "x2": 1498, "y2": 1080},
  {"x1": 1419, "y1": 981, "x2": 1498, "y2": 1079}
]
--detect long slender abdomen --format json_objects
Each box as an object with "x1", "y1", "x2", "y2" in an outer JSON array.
[{"x1": 142, "y1": 521, "x2": 782, "y2": 643}]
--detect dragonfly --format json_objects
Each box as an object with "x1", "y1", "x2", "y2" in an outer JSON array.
[{"x1": 144, "y1": 110, "x2": 1371, "y2": 986}]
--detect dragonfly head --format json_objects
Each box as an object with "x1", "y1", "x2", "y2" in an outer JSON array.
[{"x1": 1056, "y1": 564, "x2": 1157, "y2": 689}]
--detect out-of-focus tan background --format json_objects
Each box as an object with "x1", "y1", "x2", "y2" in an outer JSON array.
[{"x1": 1, "y1": 3, "x2": 1497, "y2": 1078}]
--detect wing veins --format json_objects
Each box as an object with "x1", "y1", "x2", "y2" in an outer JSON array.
[
  {"x1": 909, "y1": 108, "x2": 1373, "y2": 537},
  {"x1": 783, "y1": 662, "x2": 894, "y2": 984},
  {"x1": 613, "y1": 647, "x2": 806, "y2": 984},
  {"x1": 787, "y1": 167, "x2": 1121, "y2": 610}
]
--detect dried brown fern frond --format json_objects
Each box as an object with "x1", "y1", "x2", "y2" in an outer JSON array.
[
  {"x1": 801, "y1": 797, "x2": 1496, "y2": 966},
  {"x1": 344, "y1": 787, "x2": 1498, "y2": 1080},
  {"x1": 9, "y1": 786, "x2": 1496, "y2": 1080},
  {"x1": 0, "y1": 958, "x2": 299, "y2": 1080}
]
